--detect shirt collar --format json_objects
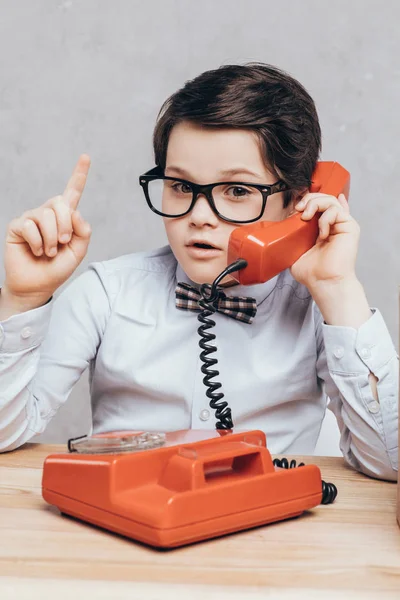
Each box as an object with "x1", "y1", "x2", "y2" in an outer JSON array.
[{"x1": 175, "y1": 261, "x2": 279, "y2": 306}]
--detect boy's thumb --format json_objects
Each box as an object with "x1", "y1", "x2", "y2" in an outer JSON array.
[{"x1": 69, "y1": 210, "x2": 92, "y2": 260}]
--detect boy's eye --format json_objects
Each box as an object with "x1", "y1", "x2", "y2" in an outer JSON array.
[
  {"x1": 231, "y1": 186, "x2": 248, "y2": 196},
  {"x1": 170, "y1": 182, "x2": 192, "y2": 194},
  {"x1": 225, "y1": 185, "x2": 252, "y2": 198}
]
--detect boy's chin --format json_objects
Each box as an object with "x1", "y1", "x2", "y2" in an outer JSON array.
[{"x1": 182, "y1": 258, "x2": 228, "y2": 285}]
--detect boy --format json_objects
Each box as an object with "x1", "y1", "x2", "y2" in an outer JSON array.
[{"x1": 0, "y1": 63, "x2": 398, "y2": 480}]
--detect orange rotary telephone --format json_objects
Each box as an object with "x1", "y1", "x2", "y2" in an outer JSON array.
[{"x1": 42, "y1": 161, "x2": 350, "y2": 548}]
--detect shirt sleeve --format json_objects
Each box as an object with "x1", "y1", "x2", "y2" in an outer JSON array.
[
  {"x1": 0, "y1": 263, "x2": 110, "y2": 452},
  {"x1": 315, "y1": 304, "x2": 398, "y2": 481}
]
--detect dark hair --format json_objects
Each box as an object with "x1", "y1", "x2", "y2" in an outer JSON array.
[{"x1": 153, "y1": 63, "x2": 321, "y2": 207}]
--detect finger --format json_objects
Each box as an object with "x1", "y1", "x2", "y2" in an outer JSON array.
[
  {"x1": 20, "y1": 219, "x2": 44, "y2": 256},
  {"x1": 71, "y1": 210, "x2": 91, "y2": 239},
  {"x1": 69, "y1": 210, "x2": 92, "y2": 261},
  {"x1": 300, "y1": 195, "x2": 343, "y2": 220},
  {"x1": 317, "y1": 206, "x2": 341, "y2": 240},
  {"x1": 294, "y1": 197, "x2": 307, "y2": 211},
  {"x1": 36, "y1": 208, "x2": 59, "y2": 257},
  {"x1": 49, "y1": 195, "x2": 74, "y2": 243},
  {"x1": 295, "y1": 193, "x2": 341, "y2": 214},
  {"x1": 338, "y1": 193, "x2": 350, "y2": 214},
  {"x1": 63, "y1": 154, "x2": 91, "y2": 211}
]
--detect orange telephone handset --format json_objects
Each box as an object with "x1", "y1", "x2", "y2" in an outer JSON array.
[{"x1": 228, "y1": 161, "x2": 350, "y2": 285}]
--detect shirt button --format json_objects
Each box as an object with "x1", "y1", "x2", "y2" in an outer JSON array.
[
  {"x1": 333, "y1": 346, "x2": 344, "y2": 359},
  {"x1": 360, "y1": 347, "x2": 371, "y2": 359},
  {"x1": 199, "y1": 409, "x2": 210, "y2": 421},
  {"x1": 368, "y1": 401, "x2": 380, "y2": 414},
  {"x1": 21, "y1": 327, "x2": 33, "y2": 339}
]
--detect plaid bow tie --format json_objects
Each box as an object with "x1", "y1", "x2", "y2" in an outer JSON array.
[{"x1": 175, "y1": 282, "x2": 257, "y2": 324}]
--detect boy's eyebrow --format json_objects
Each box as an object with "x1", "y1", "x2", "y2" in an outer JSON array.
[{"x1": 165, "y1": 166, "x2": 264, "y2": 180}]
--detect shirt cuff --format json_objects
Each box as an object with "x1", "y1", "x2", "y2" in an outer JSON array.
[
  {"x1": 321, "y1": 308, "x2": 397, "y2": 375},
  {"x1": 0, "y1": 297, "x2": 53, "y2": 353}
]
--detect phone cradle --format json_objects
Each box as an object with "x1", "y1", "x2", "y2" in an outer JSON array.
[{"x1": 42, "y1": 429, "x2": 323, "y2": 548}]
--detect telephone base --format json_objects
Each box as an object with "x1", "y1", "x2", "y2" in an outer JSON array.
[{"x1": 42, "y1": 429, "x2": 323, "y2": 548}]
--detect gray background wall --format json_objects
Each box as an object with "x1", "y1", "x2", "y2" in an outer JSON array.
[{"x1": 0, "y1": 0, "x2": 398, "y2": 454}]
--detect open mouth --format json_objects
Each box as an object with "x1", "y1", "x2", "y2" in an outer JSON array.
[
  {"x1": 186, "y1": 241, "x2": 222, "y2": 257},
  {"x1": 192, "y1": 242, "x2": 217, "y2": 249}
]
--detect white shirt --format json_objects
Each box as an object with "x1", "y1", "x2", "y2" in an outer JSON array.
[{"x1": 0, "y1": 245, "x2": 398, "y2": 480}]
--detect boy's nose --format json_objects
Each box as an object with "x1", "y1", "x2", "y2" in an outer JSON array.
[{"x1": 189, "y1": 194, "x2": 219, "y2": 227}]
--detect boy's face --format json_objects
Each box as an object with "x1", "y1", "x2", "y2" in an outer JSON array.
[{"x1": 164, "y1": 121, "x2": 293, "y2": 285}]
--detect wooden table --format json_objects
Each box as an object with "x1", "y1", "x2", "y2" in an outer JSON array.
[{"x1": 0, "y1": 444, "x2": 399, "y2": 599}]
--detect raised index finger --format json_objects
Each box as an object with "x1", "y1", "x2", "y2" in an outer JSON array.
[{"x1": 63, "y1": 154, "x2": 91, "y2": 210}]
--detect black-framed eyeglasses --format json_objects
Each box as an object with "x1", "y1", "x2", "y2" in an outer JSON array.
[{"x1": 139, "y1": 166, "x2": 289, "y2": 224}]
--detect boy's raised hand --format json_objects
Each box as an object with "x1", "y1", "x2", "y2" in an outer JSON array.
[{"x1": 2, "y1": 155, "x2": 92, "y2": 306}]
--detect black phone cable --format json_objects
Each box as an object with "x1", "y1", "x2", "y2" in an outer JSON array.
[
  {"x1": 197, "y1": 259, "x2": 247, "y2": 430},
  {"x1": 272, "y1": 457, "x2": 338, "y2": 504}
]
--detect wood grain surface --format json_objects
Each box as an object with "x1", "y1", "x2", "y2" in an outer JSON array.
[{"x1": 0, "y1": 444, "x2": 399, "y2": 599}]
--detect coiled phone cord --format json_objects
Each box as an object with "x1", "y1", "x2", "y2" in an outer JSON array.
[
  {"x1": 197, "y1": 259, "x2": 247, "y2": 430},
  {"x1": 272, "y1": 457, "x2": 338, "y2": 504},
  {"x1": 197, "y1": 259, "x2": 338, "y2": 504}
]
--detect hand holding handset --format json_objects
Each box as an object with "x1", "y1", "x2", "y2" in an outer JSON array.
[{"x1": 228, "y1": 161, "x2": 350, "y2": 285}]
